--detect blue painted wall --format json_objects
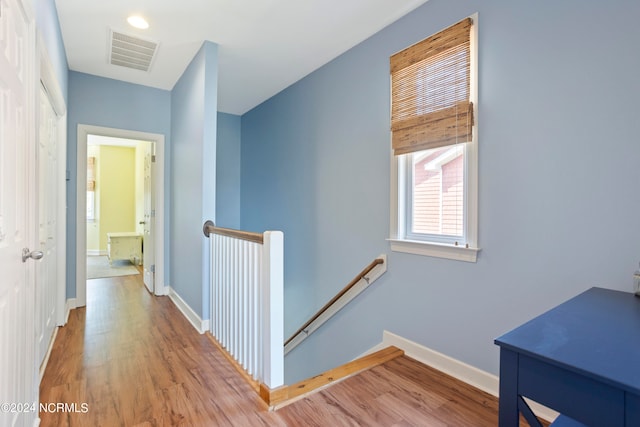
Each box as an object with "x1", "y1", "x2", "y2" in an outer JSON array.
[
  {"x1": 242, "y1": 0, "x2": 640, "y2": 383},
  {"x1": 39, "y1": 2, "x2": 222, "y2": 323},
  {"x1": 170, "y1": 41, "x2": 218, "y2": 320},
  {"x1": 66, "y1": 72, "x2": 171, "y2": 298},
  {"x1": 216, "y1": 113, "x2": 241, "y2": 229},
  {"x1": 35, "y1": 0, "x2": 68, "y2": 100}
]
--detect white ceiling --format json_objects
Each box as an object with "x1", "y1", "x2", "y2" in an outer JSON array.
[{"x1": 54, "y1": 0, "x2": 429, "y2": 115}]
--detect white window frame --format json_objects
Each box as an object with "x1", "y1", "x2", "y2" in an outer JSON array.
[{"x1": 388, "y1": 13, "x2": 480, "y2": 263}]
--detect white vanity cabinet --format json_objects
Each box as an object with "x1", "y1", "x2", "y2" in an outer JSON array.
[{"x1": 107, "y1": 232, "x2": 142, "y2": 265}]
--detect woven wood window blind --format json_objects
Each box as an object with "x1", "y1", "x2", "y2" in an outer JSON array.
[{"x1": 391, "y1": 18, "x2": 473, "y2": 155}]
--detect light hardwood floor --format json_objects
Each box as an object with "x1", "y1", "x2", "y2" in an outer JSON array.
[{"x1": 40, "y1": 272, "x2": 539, "y2": 426}]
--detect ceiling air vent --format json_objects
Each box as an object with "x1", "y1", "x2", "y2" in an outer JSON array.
[{"x1": 108, "y1": 29, "x2": 159, "y2": 72}]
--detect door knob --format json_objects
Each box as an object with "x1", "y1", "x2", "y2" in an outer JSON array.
[{"x1": 22, "y1": 248, "x2": 44, "y2": 263}]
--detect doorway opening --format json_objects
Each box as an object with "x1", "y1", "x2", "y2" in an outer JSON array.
[
  {"x1": 85, "y1": 135, "x2": 154, "y2": 293},
  {"x1": 76, "y1": 125, "x2": 165, "y2": 308}
]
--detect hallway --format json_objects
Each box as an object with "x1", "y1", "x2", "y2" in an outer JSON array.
[
  {"x1": 40, "y1": 273, "x2": 517, "y2": 426},
  {"x1": 40, "y1": 273, "x2": 285, "y2": 425}
]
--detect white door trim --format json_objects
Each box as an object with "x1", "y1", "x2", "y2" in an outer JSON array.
[{"x1": 76, "y1": 125, "x2": 166, "y2": 307}]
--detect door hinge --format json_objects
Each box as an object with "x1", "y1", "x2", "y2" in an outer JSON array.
[
  {"x1": 151, "y1": 210, "x2": 156, "y2": 217},
  {"x1": 150, "y1": 264, "x2": 155, "y2": 273},
  {"x1": 151, "y1": 155, "x2": 156, "y2": 163}
]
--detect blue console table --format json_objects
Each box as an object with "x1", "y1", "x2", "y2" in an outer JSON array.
[{"x1": 495, "y1": 287, "x2": 640, "y2": 426}]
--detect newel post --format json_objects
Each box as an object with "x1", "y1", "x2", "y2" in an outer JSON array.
[{"x1": 261, "y1": 230, "x2": 284, "y2": 388}]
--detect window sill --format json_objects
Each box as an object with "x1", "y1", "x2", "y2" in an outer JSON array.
[{"x1": 388, "y1": 238, "x2": 480, "y2": 263}]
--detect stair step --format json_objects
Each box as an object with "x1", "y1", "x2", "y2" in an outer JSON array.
[{"x1": 265, "y1": 345, "x2": 404, "y2": 409}]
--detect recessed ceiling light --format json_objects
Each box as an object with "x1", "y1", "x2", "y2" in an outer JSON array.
[{"x1": 127, "y1": 15, "x2": 149, "y2": 30}]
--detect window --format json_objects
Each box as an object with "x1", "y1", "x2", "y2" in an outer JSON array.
[
  {"x1": 407, "y1": 144, "x2": 464, "y2": 242},
  {"x1": 389, "y1": 16, "x2": 479, "y2": 262},
  {"x1": 87, "y1": 190, "x2": 96, "y2": 220}
]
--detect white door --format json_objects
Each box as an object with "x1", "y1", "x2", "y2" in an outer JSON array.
[
  {"x1": 0, "y1": 0, "x2": 38, "y2": 425},
  {"x1": 142, "y1": 142, "x2": 154, "y2": 292},
  {"x1": 35, "y1": 84, "x2": 58, "y2": 368}
]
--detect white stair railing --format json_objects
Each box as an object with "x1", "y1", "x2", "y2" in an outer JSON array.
[{"x1": 203, "y1": 221, "x2": 284, "y2": 389}]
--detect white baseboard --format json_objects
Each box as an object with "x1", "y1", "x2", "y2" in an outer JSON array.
[
  {"x1": 373, "y1": 330, "x2": 558, "y2": 423},
  {"x1": 168, "y1": 287, "x2": 209, "y2": 334},
  {"x1": 87, "y1": 250, "x2": 106, "y2": 256},
  {"x1": 64, "y1": 298, "x2": 77, "y2": 323},
  {"x1": 154, "y1": 284, "x2": 169, "y2": 296},
  {"x1": 381, "y1": 331, "x2": 498, "y2": 395}
]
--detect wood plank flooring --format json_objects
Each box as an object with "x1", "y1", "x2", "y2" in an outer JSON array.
[{"x1": 40, "y1": 272, "x2": 538, "y2": 426}]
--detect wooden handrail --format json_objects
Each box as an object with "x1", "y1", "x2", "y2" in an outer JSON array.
[
  {"x1": 284, "y1": 257, "x2": 385, "y2": 347},
  {"x1": 203, "y1": 220, "x2": 264, "y2": 244}
]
